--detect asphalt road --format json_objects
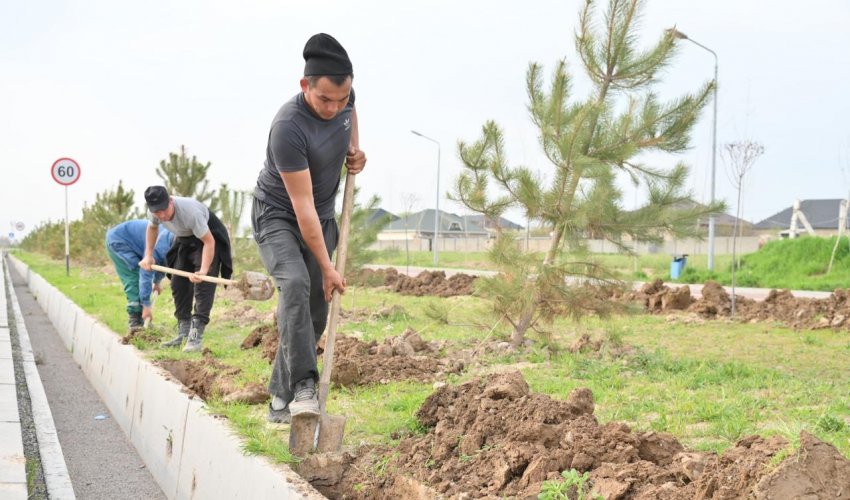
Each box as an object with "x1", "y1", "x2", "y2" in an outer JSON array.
[{"x1": 9, "y1": 266, "x2": 164, "y2": 500}]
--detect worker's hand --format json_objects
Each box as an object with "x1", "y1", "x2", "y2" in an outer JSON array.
[
  {"x1": 345, "y1": 146, "x2": 366, "y2": 175},
  {"x1": 142, "y1": 306, "x2": 152, "y2": 321},
  {"x1": 153, "y1": 282, "x2": 162, "y2": 294},
  {"x1": 322, "y1": 268, "x2": 346, "y2": 302},
  {"x1": 139, "y1": 255, "x2": 154, "y2": 271},
  {"x1": 189, "y1": 271, "x2": 205, "y2": 284}
]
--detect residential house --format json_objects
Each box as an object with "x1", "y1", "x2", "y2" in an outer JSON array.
[
  {"x1": 754, "y1": 199, "x2": 847, "y2": 237},
  {"x1": 379, "y1": 209, "x2": 489, "y2": 240}
]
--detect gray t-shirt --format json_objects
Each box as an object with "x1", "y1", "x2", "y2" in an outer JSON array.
[
  {"x1": 254, "y1": 90, "x2": 355, "y2": 220},
  {"x1": 149, "y1": 196, "x2": 210, "y2": 238}
]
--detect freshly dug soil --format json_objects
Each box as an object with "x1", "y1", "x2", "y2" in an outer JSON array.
[
  {"x1": 349, "y1": 268, "x2": 477, "y2": 297},
  {"x1": 240, "y1": 323, "x2": 279, "y2": 363},
  {"x1": 158, "y1": 352, "x2": 268, "y2": 404},
  {"x1": 327, "y1": 328, "x2": 464, "y2": 386},
  {"x1": 618, "y1": 279, "x2": 850, "y2": 331},
  {"x1": 312, "y1": 371, "x2": 850, "y2": 499}
]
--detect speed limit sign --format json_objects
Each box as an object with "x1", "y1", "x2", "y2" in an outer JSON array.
[
  {"x1": 51, "y1": 157, "x2": 81, "y2": 186},
  {"x1": 14, "y1": 222, "x2": 24, "y2": 232}
]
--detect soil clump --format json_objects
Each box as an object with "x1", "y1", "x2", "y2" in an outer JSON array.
[
  {"x1": 328, "y1": 328, "x2": 464, "y2": 386},
  {"x1": 617, "y1": 279, "x2": 850, "y2": 331},
  {"x1": 313, "y1": 371, "x2": 850, "y2": 499},
  {"x1": 349, "y1": 268, "x2": 477, "y2": 296},
  {"x1": 158, "y1": 352, "x2": 268, "y2": 404}
]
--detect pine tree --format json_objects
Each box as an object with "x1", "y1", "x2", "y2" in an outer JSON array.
[
  {"x1": 215, "y1": 183, "x2": 248, "y2": 254},
  {"x1": 453, "y1": 0, "x2": 724, "y2": 345},
  {"x1": 156, "y1": 145, "x2": 218, "y2": 212},
  {"x1": 82, "y1": 180, "x2": 141, "y2": 229}
]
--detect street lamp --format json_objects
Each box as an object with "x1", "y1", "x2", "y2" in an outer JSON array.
[
  {"x1": 669, "y1": 28, "x2": 719, "y2": 271},
  {"x1": 411, "y1": 130, "x2": 441, "y2": 267}
]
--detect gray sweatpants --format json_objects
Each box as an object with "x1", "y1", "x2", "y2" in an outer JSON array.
[{"x1": 251, "y1": 197, "x2": 338, "y2": 404}]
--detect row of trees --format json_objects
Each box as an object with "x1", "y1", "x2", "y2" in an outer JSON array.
[{"x1": 20, "y1": 145, "x2": 386, "y2": 270}]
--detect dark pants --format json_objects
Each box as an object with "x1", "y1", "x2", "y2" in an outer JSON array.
[
  {"x1": 170, "y1": 241, "x2": 221, "y2": 325},
  {"x1": 252, "y1": 197, "x2": 338, "y2": 404}
]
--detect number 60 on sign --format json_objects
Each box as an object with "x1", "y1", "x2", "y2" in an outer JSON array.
[{"x1": 51, "y1": 157, "x2": 81, "y2": 186}]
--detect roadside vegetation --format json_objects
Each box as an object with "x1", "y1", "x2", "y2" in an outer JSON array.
[
  {"x1": 375, "y1": 235, "x2": 850, "y2": 292},
  {"x1": 12, "y1": 251, "x2": 850, "y2": 466}
]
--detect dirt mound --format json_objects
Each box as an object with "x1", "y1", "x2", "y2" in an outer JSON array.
[
  {"x1": 615, "y1": 279, "x2": 850, "y2": 331},
  {"x1": 753, "y1": 430, "x2": 850, "y2": 499},
  {"x1": 120, "y1": 327, "x2": 161, "y2": 345},
  {"x1": 348, "y1": 268, "x2": 477, "y2": 297},
  {"x1": 158, "y1": 353, "x2": 268, "y2": 404},
  {"x1": 689, "y1": 282, "x2": 850, "y2": 330},
  {"x1": 330, "y1": 329, "x2": 463, "y2": 386},
  {"x1": 241, "y1": 323, "x2": 279, "y2": 363},
  {"x1": 317, "y1": 372, "x2": 850, "y2": 499},
  {"x1": 615, "y1": 278, "x2": 694, "y2": 313},
  {"x1": 219, "y1": 302, "x2": 275, "y2": 326}
]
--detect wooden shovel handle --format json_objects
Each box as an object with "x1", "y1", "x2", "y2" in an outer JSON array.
[
  {"x1": 318, "y1": 173, "x2": 356, "y2": 413},
  {"x1": 151, "y1": 264, "x2": 236, "y2": 287}
]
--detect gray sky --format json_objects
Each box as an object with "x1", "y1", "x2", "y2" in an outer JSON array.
[{"x1": 3, "y1": 0, "x2": 850, "y2": 239}]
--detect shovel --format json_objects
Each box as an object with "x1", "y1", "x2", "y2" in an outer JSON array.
[
  {"x1": 289, "y1": 172, "x2": 355, "y2": 457},
  {"x1": 150, "y1": 264, "x2": 275, "y2": 301}
]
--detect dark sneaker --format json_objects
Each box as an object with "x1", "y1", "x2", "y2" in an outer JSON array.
[
  {"x1": 267, "y1": 403, "x2": 291, "y2": 424},
  {"x1": 128, "y1": 313, "x2": 144, "y2": 334},
  {"x1": 289, "y1": 379, "x2": 319, "y2": 417}
]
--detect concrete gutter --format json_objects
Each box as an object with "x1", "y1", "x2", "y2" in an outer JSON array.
[
  {"x1": 0, "y1": 256, "x2": 28, "y2": 498},
  {"x1": 7, "y1": 255, "x2": 323, "y2": 500},
  {"x1": 3, "y1": 255, "x2": 75, "y2": 498}
]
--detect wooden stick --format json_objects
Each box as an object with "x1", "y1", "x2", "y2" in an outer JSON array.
[
  {"x1": 151, "y1": 264, "x2": 236, "y2": 287},
  {"x1": 317, "y1": 173, "x2": 356, "y2": 414}
]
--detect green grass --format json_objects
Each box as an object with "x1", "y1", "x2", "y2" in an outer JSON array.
[
  {"x1": 374, "y1": 237, "x2": 850, "y2": 292},
  {"x1": 13, "y1": 250, "x2": 850, "y2": 464}
]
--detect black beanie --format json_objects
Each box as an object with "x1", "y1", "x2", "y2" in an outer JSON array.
[{"x1": 303, "y1": 33, "x2": 353, "y2": 77}]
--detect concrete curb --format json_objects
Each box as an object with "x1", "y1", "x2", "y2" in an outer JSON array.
[{"x1": 8, "y1": 256, "x2": 323, "y2": 500}]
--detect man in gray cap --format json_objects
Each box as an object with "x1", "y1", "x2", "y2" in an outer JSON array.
[
  {"x1": 252, "y1": 33, "x2": 366, "y2": 423},
  {"x1": 140, "y1": 185, "x2": 233, "y2": 352}
]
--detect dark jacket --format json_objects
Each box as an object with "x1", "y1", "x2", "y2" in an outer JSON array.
[{"x1": 165, "y1": 210, "x2": 233, "y2": 280}]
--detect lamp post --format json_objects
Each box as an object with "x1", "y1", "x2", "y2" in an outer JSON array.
[
  {"x1": 411, "y1": 130, "x2": 441, "y2": 266},
  {"x1": 670, "y1": 28, "x2": 719, "y2": 271}
]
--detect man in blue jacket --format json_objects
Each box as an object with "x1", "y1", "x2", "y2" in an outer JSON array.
[{"x1": 106, "y1": 220, "x2": 174, "y2": 332}]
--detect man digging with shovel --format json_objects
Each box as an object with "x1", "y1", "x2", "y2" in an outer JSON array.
[
  {"x1": 251, "y1": 33, "x2": 366, "y2": 425},
  {"x1": 140, "y1": 185, "x2": 234, "y2": 352}
]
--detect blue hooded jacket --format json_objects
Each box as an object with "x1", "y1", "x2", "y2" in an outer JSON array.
[{"x1": 106, "y1": 220, "x2": 174, "y2": 307}]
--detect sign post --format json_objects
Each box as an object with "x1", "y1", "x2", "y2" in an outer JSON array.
[{"x1": 51, "y1": 158, "x2": 81, "y2": 276}]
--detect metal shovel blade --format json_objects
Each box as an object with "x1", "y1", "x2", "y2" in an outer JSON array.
[
  {"x1": 289, "y1": 414, "x2": 319, "y2": 458},
  {"x1": 317, "y1": 414, "x2": 347, "y2": 453}
]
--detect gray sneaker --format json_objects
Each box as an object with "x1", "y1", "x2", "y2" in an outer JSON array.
[
  {"x1": 182, "y1": 320, "x2": 205, "y2": 353},
  {"x1": 267, "y1": 403, "x2": 291, "y2": 424},
  {"x1": 161, "y1": 319, "x2": 191, "y2": 348},
  {"x1": 288, "y1": 379, "x2": 319, "y2": 417}
]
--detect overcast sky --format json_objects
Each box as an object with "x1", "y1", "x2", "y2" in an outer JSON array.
[{"x1": 3, "y1": 0, "x2": 850, "y2": 239}]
